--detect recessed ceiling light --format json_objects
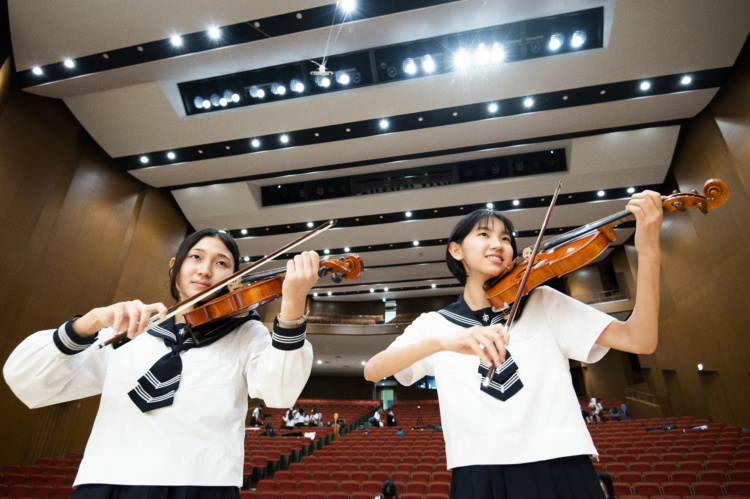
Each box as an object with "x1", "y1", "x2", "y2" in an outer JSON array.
[
  {"x1": 241, "y1": 229, "x2": 247, "y2": 235},
  {"x1": 379, "y1": 119, "x2": 389, "y2": 129},
  {"x1": 597, "y1": 190, "x2": 605, "y2": 197},
  {"x1": 627, "y1": 187, "x2": 635, "y2": 194},
  {"x1": 170, "y1": 35, "x2": 183, "y2": 47},
  {"x1": 571, "y1": 31, "x2": 586, "y2": 48},
  {"x1": 344, "y1": 247, "x2": 350, "y2": 252},
  {"x1": 405, "y1": 211, "x2": 412, "y2": 217},
  {"x1": 340, "y1": 0, "x2": 356, "y2": 13},
  {"x1": 413, "y1": 241, "x2": 419, "y2": 246},
  {"x1": 167, "y1": 152, "x2": 176, "y2": 160},
  {"x1": 140, "y1": 156, "x2": 148, "y2": 164},
  {"x1": 208, "y1": 27, "x2": 221, "y2": 39},
  {"x1": 640, "y1": 81, "x2": 651, "y2": 91},
  {"x1": 432, "y1": 284, "x2": 437, "y2": 288},
  {"x1": 524, "y1": 97, "x2": 534, "y2": 108},
  {"x1": 327, "y1": 291, "x2": 332, "y2": 296},
  {"x1": 488, "y1": 103, "x2": 498, "y2": 113},
  {"x1": 307, "y1": 222, "x2": 313, "y2": 227},
  {"x1": 251, "y1": 139, "x2": 260, "y2": 148},
  {"x1": 63, "y1": 59, "x2": 75, "y2": 68},
  {"x1": 486, "y1": 203, "x2": 494, "y2": 209},
  {"x1": 324, "y1": 249, "x2": 330, "y2": 254},
  {"x1": 384, "y1": 287, "x2": 389, "y2": 292},
  {"x1": 313, "y1": 292, "x2": 318, "y2": 297},
  {"x1": 32, "y1": 66, "x2": 42, "y2": 75},
  {"x1": 280, "y1": 134, "x2": 289, "y2": 144},
  {"x1": 681, "y1": 75, "x2": 692, "y2": 85},
  {"x1": 361, "y1": 361, "x2": 366, "y2": 366},
  {"x1": 549, "y1": 34, "x2": 563, "y2": 51},
  {"x1": 422, "y1": 55, "x2": 436, "y2": 73},
  {"x1": 370, "y1": 288, "x2": 374, "y2": 293},
  {"x1": 317, "y1": 360, "x2": 322, "y2": 365},
  {"x1": 512, "y1": 200, "x2": 520, "y2": 206}
]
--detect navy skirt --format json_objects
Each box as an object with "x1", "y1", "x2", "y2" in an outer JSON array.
[
  {"x1": 71, "y1": 484, "x2": 240, "y2": 499},
  {"x1": 450, "y1": 455, "x2": 605, "y2": 499}
]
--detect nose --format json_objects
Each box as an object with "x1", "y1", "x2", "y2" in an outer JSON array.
[{"x1": 197, "y1": 260, "x2": 212, "y2": 277}]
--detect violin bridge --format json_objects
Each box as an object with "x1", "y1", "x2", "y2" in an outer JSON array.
[{"x1": 227, "y1": 277, "x2": 243, "y2": 291}]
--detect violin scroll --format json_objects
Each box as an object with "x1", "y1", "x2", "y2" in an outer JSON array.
[
  {"x1": 318, "y1": 254, "x2": 364, "y2": 283},
  {"x1": 665, "y1": 178, "x2": 729, "y2": 214}
]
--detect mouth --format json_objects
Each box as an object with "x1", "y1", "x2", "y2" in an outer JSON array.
[
  {"x1": 192, "y1": 281, "x2": 211, "y2": 290},
  {"x1": 485, "y1": 255, "x2": 504, "y2": 265}
]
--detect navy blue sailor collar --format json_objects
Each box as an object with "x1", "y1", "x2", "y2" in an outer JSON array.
[{"x1": 438, "y1": 292, "x2": 530, "y2": 328}]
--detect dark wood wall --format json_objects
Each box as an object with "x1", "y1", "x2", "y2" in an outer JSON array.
[{"x1": 0, "y1": 59, "x2": 189, "y2": 465}]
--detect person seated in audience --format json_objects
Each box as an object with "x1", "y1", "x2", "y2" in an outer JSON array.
[
  {"x1": 609, "y1": 406, "x2": 621, "y2": 421},
  {"x1": 369, "y1": 408, "x2": 384, "y2": 427},
  {"x1": 250, "y1": 404, "x2": 263, "y2": 426},
  {"x1": 374, "y1": 479, "x2": 399, "y2": 499},
  {"x1": 581, "y1": 407, "x2": 591, "y2": 423},
  {"x1": 309, "y1": 407, "x2": 322, "y2": 426},
  {"x1": 589, "y1": 398, "x2": 603, "y2": 423},
  {"x1": 597, "y1": 471, "x2": 615, "y2": 498},
  {"x1": 294, "y1": 407, "x2": 308, "y2": 427},
  {"x1": 283, "y1": 408, "x2": 296, "y2": 430},
  {"x1": 386, "y1": 408, "x2": 397, "y2": 427}
]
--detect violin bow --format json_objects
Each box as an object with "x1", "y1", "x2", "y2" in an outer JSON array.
[
  {"x1": 482, "y1": 180, "x2": 562, "y2": 387},
  {"x1": 98, "y1": 219, "x2": 337, "y2": 349}
]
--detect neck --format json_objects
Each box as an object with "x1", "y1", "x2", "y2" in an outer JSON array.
[{"x1": 463, "y1": 278, "x2": 492, "y2": 310}]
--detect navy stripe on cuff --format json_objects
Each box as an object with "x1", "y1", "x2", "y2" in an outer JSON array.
[
  {"x1": 272, "y1": 318, "x2": 306, "y2": 351},
  {"x1": 53, "y1": 317, "x2": 98, "y2": 355}
]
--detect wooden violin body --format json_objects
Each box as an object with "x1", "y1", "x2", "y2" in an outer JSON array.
[
  {"x1": 184, "y1": 254, "x2": 365, "y2": 327},
  {"x1": 484, "y1": 179, "x2": 729, "y2": 310}
]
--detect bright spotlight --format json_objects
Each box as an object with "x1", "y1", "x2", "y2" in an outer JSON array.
[
  {"x1": 681, "y1": 75, "x2": 692, "y2": 85},
  {"x1": 291, "y1": 79, "x2": 305, "y2": 92},
  {"x1": 491, "y1": 43, "x2": 505, "y2": 63},
  {"x1": 335, "y1": 72, "x2": 351, "y2": 85},
  {"x1": 340, "y1": 0, "x2": 356, "y2": 13},
  {"x1": 549, "y1": 34, "x2": 563, "y2": 51},
  {"x1": 571, "y1": 31, "x2": 586, "y2": 48},
  {"x1": 403, "y1": 58, "x2": 417, "y2": 75},
  {"x1": 627, "y1": 187, "x2": 635, "y2": 194},
  {"x1": 63, "y1": 59, "x2": 75, "y2": 68},
  {"x1": 640, "y1": 81, "x2": 651, "y2": 91},
  {"x1": 379, "y1": 119, "x2": 389, "y2": 129},
  {"x1": 318, "y1": 76, "x2": 331, "y2": 88},
  {"x1": 454, "y1": 48, "x2": 472, "y2": 70},
  {"x1": 202, "y1": 100, "x2": 211, "y2": 109},
  {"x1": 208, "y1": 27, "x2": 221, "y2": 39},
  {"x1": 523, "y1": 97, "x2": 534, "y2": 108},
  {"x1": 280, "y1": 134, "x2": 289, "y2": 144},
  {"x1": 251, "y1": 139, "x2": 260, "y2": 148},
  {"x1": 597, "y1": 190, "x2": 605, "y2": 197},
  {"x1": 271, "y1": 83, "x2": 287, "y2": 95},
  {"x1": 475, "y1": 44, "x2": 490, "y2": 65},
  {"x1": 231, "y1": 93, "x2": 240, "y2": 102},
  {"x1": 32, "y1": 66, "x2": 43, "y2": 75},
  {"x1": 249, "y1": 85, "x2": 265, "y2": 98},
  {"x1": 140, "y1": 156, "x2": 149, "y2": 164},
  {"x1": 170, "y1": 35, "x2": 183, "y2": 47},
  {"x1": 422, "y1": 55, "x2": 436, "y2": 73},
  {"x1": 488, "y1": 103, "x2": 499, "y2": 113},
  {"x1": 167, "y1": 152, "x2": 176, "y2": 160}
]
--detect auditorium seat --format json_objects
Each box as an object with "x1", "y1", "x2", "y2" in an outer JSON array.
[
  {"x1": 301, "y1": 493, "x2": 324, "y2": 499},
  {"x1": 628, "y1": 462, "x2": 651, "y2": 473},
  {"x1": 317, "y1": 480, "x2": 338, "y2": 493},
  {"x1": 612, "y1": 483, "x2": 631, "y2": 497},
  {"x1": 256, "y1": 480, "x2": 275, "y2": 492},
  {"x1": 428, "y1": 482, "x2": 451, "y2": 495},
  {"x1": 692, "y1": 482, "x2": 723, "y2": 496},
  {"x1": 631, "y1": 482, "x2": 660, "y2": 496},
  {"x1": 700, "y1": 470, "x2": 728, "y2": 482},
  {"x1": 7, "y1": 484, "x2": 31, "y2": 497},
  {"x1": 705, "y1": 460, "x2": 732, "y2": 472},
  {"x1": 677, "y1": 461, "x2": 703, "y2": 472},
  {"x1": 617, "y1": 472, "x2": 642, "y2": 484},
  {"x1": 53, "y1": 485, "x2": 75, "y2": 498},
  {"x1": 257, "y1": 493, "x2": 279, "y2": 499},
  {"x1": 661, "y1": 482, "x2": 692, "y2": 497},
  {"x1": 642, "y1": 471, "x2": 669, "y2": 483},
  {"x1": 724, "y1": 482, "x2": 750, "y2": 496},
  {"x1": 671, "y1": 470, "x2": 698, "y2": 483},
  {"x1": 296, "y1": 481, "x2": 316, "y2": 493},
  {"x1": 276, "y1": 480, "x2": 296, "y2": 493},
  {"x1": 46, "y1": 475, "x2": 69, "y2": 487}
]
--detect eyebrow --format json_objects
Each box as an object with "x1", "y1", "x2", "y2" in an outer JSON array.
[{"x1": 474, "y1": 223, "x2": 509, "y2": 235}]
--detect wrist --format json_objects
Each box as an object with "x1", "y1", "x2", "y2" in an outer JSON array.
[{"x1": 276, "y1": 313, "x2": 308, "y2": 327}]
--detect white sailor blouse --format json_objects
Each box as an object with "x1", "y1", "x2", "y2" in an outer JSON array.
[
  {"x1": 3, "y1": 316, "x2": 312, "y2": 487},
  {"x1": 391, "y1": 286, "x2": 613, "y2": 469}
]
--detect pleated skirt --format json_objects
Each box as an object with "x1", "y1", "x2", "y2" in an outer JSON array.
[
  {"x1": 450, "y1": 455, "x2": 605, "y2": 499},
  {"x1": 71, "y1": 484, "x2": 240, "y2": 499}
]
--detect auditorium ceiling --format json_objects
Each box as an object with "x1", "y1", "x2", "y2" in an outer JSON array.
[{"x1": 8, "y1": 1, "x2": 750, "y2": 374}]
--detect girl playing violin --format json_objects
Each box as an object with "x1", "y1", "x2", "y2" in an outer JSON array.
[
  {"x1": 365, "y1": 191, "x2": 663, "y2": 499},
  {"x1": 4, "y1": 228, "x2": 319, "y2": 499}
]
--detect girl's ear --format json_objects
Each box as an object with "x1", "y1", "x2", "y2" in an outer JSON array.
[
  {"x1": 169, "y1": 257, "x2": 176, "y2": 268},
  {"x1": 448, "y1": 241, "x2": 463, "y2": 261}
]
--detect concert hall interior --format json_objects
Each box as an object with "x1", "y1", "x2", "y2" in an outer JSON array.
[{"x1": 1, "y1": 1, "x2": 750, "y2": 498}]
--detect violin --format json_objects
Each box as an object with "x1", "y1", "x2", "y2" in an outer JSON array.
[
  {"x1": 483, "y1": 178, "x2": 729, "y2": 311},
  {"x1": 183, "y1": 254, "x2": 364, "y2": 328}
]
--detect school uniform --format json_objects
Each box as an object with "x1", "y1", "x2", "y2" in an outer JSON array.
[
  {"x1": 390, "y1": 286, "x2": 613, "y2": 499},
  {"x1": 3, "y1": 315, "x2": 312, "y2": 497}
]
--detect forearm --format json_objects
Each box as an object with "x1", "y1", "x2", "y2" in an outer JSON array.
[
  {"x1": 627, "y1": 250, "x2": 660, "y2": 353},
  {"x1": 364, "y1": 336, "x2": 442, "y2": 382}
]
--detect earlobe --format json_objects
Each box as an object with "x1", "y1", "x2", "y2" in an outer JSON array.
[{"x1": 169, "y1": 257, "x2": 175, "y2": 269}]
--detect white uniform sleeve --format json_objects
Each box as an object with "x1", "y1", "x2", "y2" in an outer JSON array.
[
  {"x1": 538, "y1": 287, "x2": 613, "y2": 363},
  {"x1": 388, "y1": 314, "x2": 436, "y2": 386},
  {"x1": 3, "y1": 320, "x2": 113, "y2": 409},
  {"x1": 240, "y1": 319, "x2": 312, "y2": 409}
]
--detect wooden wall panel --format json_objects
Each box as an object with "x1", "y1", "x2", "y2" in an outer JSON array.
[
  {"x1": 0, "y1": 78, "x2": 188, "y2": 465},
  {"x1": 639, "y1": 49, "x2": 750, "y2": 425}
]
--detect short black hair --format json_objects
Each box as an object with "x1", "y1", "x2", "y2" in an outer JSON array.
[
  {"x1": 381, "y1": 480, "x2": 398, "y2": 499},
  {"x1": 597, "y1": 471, "x2": 614, "y2": 497},
  {"x1": 445, "y1": 209, "x2": 518, "y2": 285},
  {"x1": 168, "y1": 228, "x2": 239, "y2": 302}
]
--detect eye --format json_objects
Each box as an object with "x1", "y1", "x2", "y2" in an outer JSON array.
[
  {"x1": 216, "y1": 260, "x2": 228, "y2": 267},
  {"x1": 189, "y1": 254, "x2": 201, "y2": 260},
  {"x1": 477, "y1": 231, "x2": 489, "y2": 237}
]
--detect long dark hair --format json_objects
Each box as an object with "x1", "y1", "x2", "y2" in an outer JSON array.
[
  {"x1": 169, "y1": 228, "x2": 240, "y2": 301},
  {"x1": 380, "y1": 480, "x2": 398, "y2": 499},
  {"x1": 445, "y1": 208, "x2": 518, "y2": 285},
  {"x1": 597, "y1": 471, "x2": 615, "y2": 498}
]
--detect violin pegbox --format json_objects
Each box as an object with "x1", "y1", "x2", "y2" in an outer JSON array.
[
  {"x1": 318, "y1": 254, "x2": 365, "y2": 283},
  {"x1": 664, "y1": 178, "x2": 729, "y2": 214}
]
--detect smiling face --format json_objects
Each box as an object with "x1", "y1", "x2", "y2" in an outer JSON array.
[
  {"x1": 448, "y1": 217, "x2": 515, "y2": 286},
  {"x1": 170, "y1": 236, "x2": 235, "y2": 302}
]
